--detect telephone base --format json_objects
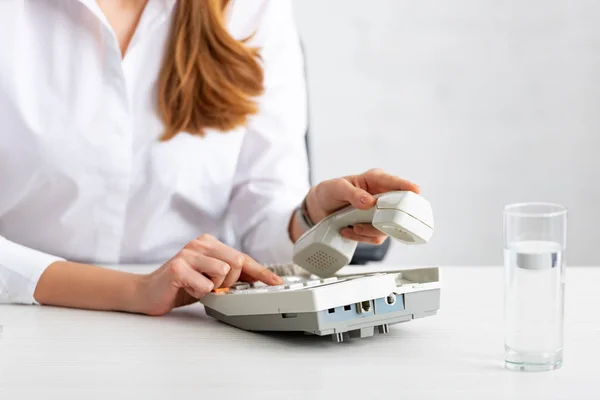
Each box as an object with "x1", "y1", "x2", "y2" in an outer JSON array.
[
  {"x1": 204, "y1": 289, "x2": 439, "y2": 342},
  {"x1": 200, "y1": 266, "x2": 441, "y2": 342}
]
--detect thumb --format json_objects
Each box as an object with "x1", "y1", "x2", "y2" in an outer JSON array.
[{"x1": 337, "y1": 179, "x2": 375, "y2": 210}]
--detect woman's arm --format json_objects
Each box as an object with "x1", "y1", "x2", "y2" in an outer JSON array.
[
  {"x1": 0, "y1": 225, "x2": 148, "y2": 312},
  {"x1": 0, "y1": 234, "x2": 145, "y2": 311},
  {"x1": 34, "y1": 261, "x2": 142, "y2": 313},
  {"x1": 2, "y1": 234, "x2": 281, "y2": 315}
]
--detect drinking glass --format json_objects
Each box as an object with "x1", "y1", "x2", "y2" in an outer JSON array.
[{"x1": 503, "y1": 202, "x2": 567, "y2": 372}]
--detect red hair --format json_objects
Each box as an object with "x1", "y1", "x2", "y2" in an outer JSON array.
[{"x1": 158, "y1": 0, "x2": 264, "y2": 141}]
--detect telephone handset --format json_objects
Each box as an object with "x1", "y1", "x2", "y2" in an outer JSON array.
[{"x1": 292, "y1": 191, "x2": 434, "y2": 277}]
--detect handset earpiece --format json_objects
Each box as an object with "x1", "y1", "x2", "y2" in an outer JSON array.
[{"x1": 292, "y1": 190, "x2": 434, "y2": 277}]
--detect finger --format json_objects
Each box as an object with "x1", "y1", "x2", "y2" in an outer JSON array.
[
  {"x1": 326, "y1": 178, "x2": 376, "y2": 210},
  {"x1": 365, "y1": 169, "x2": 420, "y2": 194},
  {"x1": 239, "y1": 254, "x2": 284, "y2": 286},
  {"x1": 188, "y1": 235, "x2": 283, "y2": 287},
  {"x1": 220, "y1": 261, "x2": 244, "y2": 288},
  {"x1": 179, "y1": 250, "x2": 231, "y2": 289},
  {"x1": 352, "y1": 223, "x2": 386, "y2": 238},
  {"x1": 238, "y1": 271, "x2": 258, "y2": 283},
  {"x1": 169, "y1": 258, "x2": 214, "y2": 297},
  {"x1": 340, "y1": 227, "x2": 387, "y2": 245},
  {"x1": 206, "y1": 241, "x2": 248, "y2": 288},
  {"x1": 188, "y1": 235, "x2": 246, "y2": 288}
]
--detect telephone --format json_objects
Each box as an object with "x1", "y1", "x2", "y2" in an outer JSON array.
[
  {"x1": 293, "y1": 190, "x2": 434, "y2": 277},
  {"x1": 200, "y1": 190, "x2": 437, "y2": 341}
]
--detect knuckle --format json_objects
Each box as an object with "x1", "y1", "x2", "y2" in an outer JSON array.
[
  {"x1": 198, "y1": 233, "x2": 215, "y2": 242},
  {"x1": 220, "y1": 262, "x2": 231, "y2": 275},
  {"x1": 336, "y1": 178, "x2": 349, "y2": 188},
  {"x1": 231, "y1": 255, "x2": 245, "y2": 270},
  {"x1": 367, "y1": 167, "x2": 383, "y2": 176},
  {"x1": 169, "y1": 259, "x2": 186, "y2": 276},
  {"x1": 186, "y1": 239, "x2": 200, "y2": 250},
  {"x1": 189, "y1": 238, "x2": 211, "y2": 253},
  {"x1": 180, "y1": 248, "x2": 193, "y2": 259},
  {"x1": 201, "y1": 241, "x2": 213, "y2": 252},
  {"x1": 198, "y1": 286, "x2": 212, "y2": 297},
  {"x1": 204, "y1": 281, "x2": 215, "y2": 293}
]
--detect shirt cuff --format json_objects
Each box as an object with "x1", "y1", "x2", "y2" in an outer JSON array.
[{"x1": 0, "y1": 237, "x2": 65, "y2": 304}]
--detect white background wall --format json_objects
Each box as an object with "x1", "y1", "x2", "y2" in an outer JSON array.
[{"x1": 291, "y1": 0, "x2": 600, "y2": 266}]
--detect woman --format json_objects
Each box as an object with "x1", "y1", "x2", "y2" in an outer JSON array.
[{"x1": 0, "y1": 0, "x2": 420, "y2": 316}]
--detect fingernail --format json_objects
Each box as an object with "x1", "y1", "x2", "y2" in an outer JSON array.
[{"x1": 360, "y1": 196, "x2": 370, "y2": 204}]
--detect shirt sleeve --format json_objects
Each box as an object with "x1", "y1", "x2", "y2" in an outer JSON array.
[
  {"x1": 0, "y1": 235, "x2": 65, "y2": 304},
  {"x1": 227, "y1": 0, "x2": 311, "y2": 264}
]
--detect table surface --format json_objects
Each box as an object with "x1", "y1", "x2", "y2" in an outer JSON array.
[{"x1": 1, "y1": 264, "x2": 598, "y2": 399}]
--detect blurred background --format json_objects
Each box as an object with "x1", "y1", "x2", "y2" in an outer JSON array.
[{"x1": 292, "y1": 0, "x2": 600, "y2": 266}]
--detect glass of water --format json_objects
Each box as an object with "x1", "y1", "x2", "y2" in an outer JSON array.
[{"x1": 503, "y1": 202, "x2": 567, "y2": 372}]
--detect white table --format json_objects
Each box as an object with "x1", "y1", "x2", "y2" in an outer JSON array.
[{"x1": 1, "y1": 265, "x2": 598, "y2": 399}]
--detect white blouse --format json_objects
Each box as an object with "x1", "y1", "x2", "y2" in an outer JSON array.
[{"x1": 0, "y1": 0, "x2": 310, "y2": 304}]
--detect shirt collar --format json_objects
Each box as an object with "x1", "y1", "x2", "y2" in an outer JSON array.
[
  {"x1": 74, "y1": 0, "x2": 176, "y2": 47},
  {"x1": 75, "y1": 0, "x2": 176, "y2": 22}
]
